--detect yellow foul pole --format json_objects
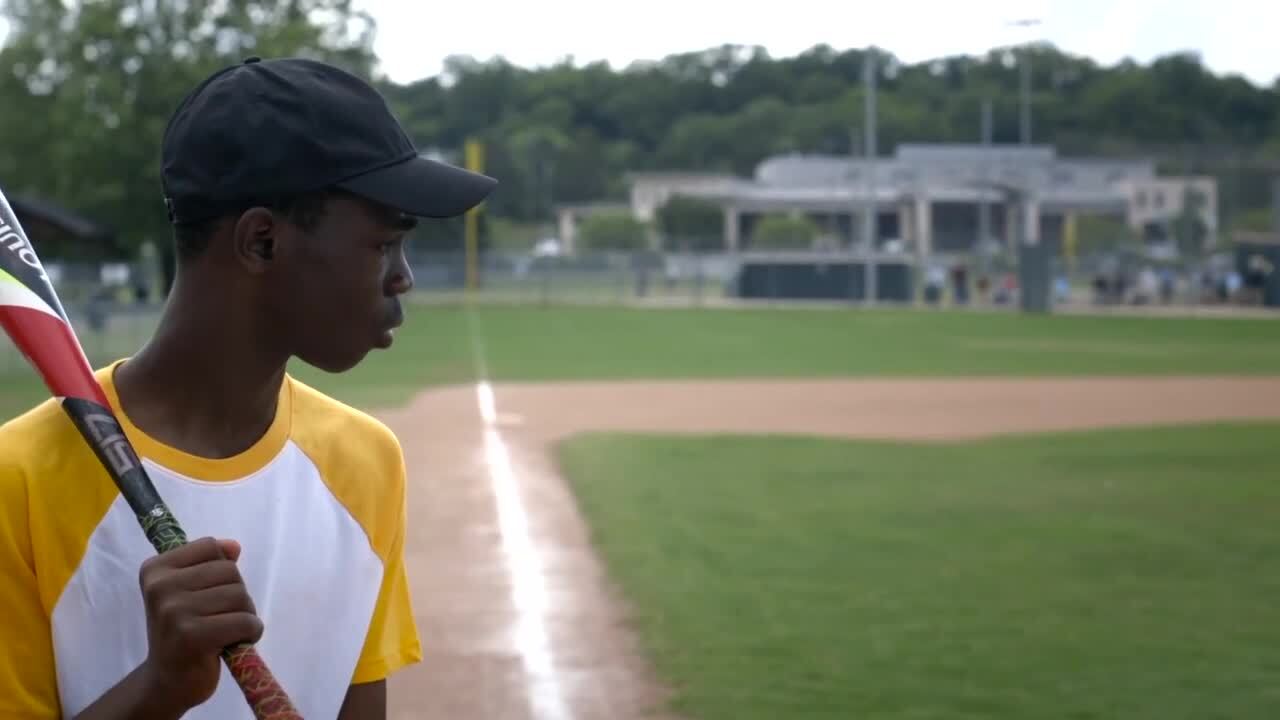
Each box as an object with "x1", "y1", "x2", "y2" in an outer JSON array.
[
  {"x1": 1063, "y1": 211, "x2": 1078, "y2": 273},
  {"x1": 464, "y1": 138, "x2": 485, "y2": 294}
]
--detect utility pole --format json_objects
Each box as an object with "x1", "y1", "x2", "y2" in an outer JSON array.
[
  {"x1": 863, "y1": 48, "x2": 878, "y2": 304},
  {"x1": 1019, "y1": 54, "x2": 1031, "y2": 144}
]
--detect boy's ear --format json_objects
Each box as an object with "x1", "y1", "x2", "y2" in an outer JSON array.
[{"x1": 231, "y1": 207, "x2": 277, "y2": 273}]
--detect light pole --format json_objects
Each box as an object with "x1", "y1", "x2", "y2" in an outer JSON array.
[
  {"x1": 1008, "y1": 18, "x2": 1041, "y2": 145},
  {"x1": 862, "y1": 47, "x2": 878, "y2": 305},
  {"x1": 978, "y1": 97, "x2": 993, "y2": 257}
]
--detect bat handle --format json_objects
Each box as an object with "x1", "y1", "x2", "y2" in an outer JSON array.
[
  {"x1": 223, "y1": 643, "x2": 304, "y2": 719},
  {"x1": 140, "y1": 507, "x2": 304, "y2": 719}
]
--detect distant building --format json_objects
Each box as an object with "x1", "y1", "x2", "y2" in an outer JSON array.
[
  {"x1": 595, "y1": 143, "x2": 1218, "y2": 257},
  {"x1": 4, "y1": 194, "x2": 136, "y2": 300},
  {"x1": 1121, "y1": 176, "x2": 1218, "y2": 245},
  {"x1": 7, "y1": 194, "x2": 119, "y2": 260}
]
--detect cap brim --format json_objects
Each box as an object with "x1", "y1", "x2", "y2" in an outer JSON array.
[{"x1": 336, "y1": 155, "x2": 497, "y2": 219}]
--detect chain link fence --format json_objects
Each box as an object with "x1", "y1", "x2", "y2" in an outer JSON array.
[
  {"x1": 405, "y1": 246, "x2": 1277, "y2": 313},
  {"x1": 0, "y1": 264, "x2": 165, "y2": 377},
  {"x1": 408, "y1": 250, "x2": 807, "y2": 307}
]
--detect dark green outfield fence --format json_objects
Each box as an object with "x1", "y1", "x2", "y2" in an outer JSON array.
[
  {"x1": 731, "y1": 256, "x2": 916, "y2": 303},
  {"x1": 1235, "y1": 240, "x2": 1280, "y2": 308}
]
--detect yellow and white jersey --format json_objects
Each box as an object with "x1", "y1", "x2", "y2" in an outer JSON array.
[{"x1": 0, "y1": 359, "x2": 421, "y2": 718}]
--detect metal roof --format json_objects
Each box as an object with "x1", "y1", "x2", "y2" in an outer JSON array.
[
  {"x1": 10, "y1": 194, "x2": 115, "y2": 241},
  {"x1": 629, "y1": 145, "x2": 1179, "y2": 216}
]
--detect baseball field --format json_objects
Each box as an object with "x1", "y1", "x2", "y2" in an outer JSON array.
[{"x1": 2, "y1": 301, "x2": 1279, "y2": 719}]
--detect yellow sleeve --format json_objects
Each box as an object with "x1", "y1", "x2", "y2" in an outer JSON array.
[
  {"x1": 0, "y1": 452, "x2": 61, "y2": 717},
  {"x1": 285, "y1": 378, "x2": 424, "y2": 685},
  {"x1": 351, "y1": 442, "x2": 422, "y2": 684}
]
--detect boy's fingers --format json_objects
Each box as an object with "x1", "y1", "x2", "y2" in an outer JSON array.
[
  {"x1": 216, "y1": 538, "x2": 242, "y2": 562},
  {"x1": 143, "y1": 536, "x2": 221, "y2": 570}
]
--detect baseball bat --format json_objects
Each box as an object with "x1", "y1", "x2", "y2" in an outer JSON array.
[{"x1": 0, "y1": 187, "x2": 302, "y2": 719}]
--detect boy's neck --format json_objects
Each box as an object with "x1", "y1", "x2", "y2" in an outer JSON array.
[{"x1": 111, "y1": 278, "x2": 288, "y2": 460}]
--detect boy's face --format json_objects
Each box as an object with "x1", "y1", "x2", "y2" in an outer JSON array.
[{"x1": 266, "y1": 192, "x2": 416, "y2": 373}]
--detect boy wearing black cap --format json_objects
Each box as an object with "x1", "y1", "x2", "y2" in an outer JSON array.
[{"x1": 0, "y1": 57, "x2": 495, "y2": 718}]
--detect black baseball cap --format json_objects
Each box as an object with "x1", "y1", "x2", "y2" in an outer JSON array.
[{"x1": 161, "y1": 56, "x2": 497, "y2": 225}]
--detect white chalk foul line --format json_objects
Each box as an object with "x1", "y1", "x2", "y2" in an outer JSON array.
[{"x1": 469, "y1": 307, "x2": 571, "y2": 720}]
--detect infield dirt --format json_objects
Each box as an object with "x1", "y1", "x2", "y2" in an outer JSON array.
[{"x1": 375, "y1": 376, "x2": 1280, "y2": 719}]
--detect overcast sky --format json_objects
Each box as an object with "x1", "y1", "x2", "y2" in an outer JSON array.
[
  {"x1": 0, "y1": 1, "x2": 1270, "y2": 88},
  {"x1": 353, "y1": 0, "x2": 1277, "y2": 87}
]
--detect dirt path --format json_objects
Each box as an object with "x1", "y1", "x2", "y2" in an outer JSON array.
[{"x1": 374, "y1": 376, "x2": 1280, "y2": 719}]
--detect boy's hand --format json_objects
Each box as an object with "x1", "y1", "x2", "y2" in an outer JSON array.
[{"x1": 136, "y1": 537, "x2": 263, "y2": 715}]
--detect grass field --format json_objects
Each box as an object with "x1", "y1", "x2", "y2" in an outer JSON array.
[
  {"x1": 2, "y1": 302, "x2": 1278, "y2": 421},
  {"x1": 557, "y1": 423, "x2": 1280, "y2": 719},
  {"x1": 291, "y1": 302, "x2": 1280, "y2": 398}
]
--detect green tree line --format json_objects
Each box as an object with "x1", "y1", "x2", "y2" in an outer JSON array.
[
  {"x1": 382, "y1": 45, "x2": 1279, "y2": 232},
  {"x1": 1, "y1": 0, "x2": 1278, "y2": 272}
]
